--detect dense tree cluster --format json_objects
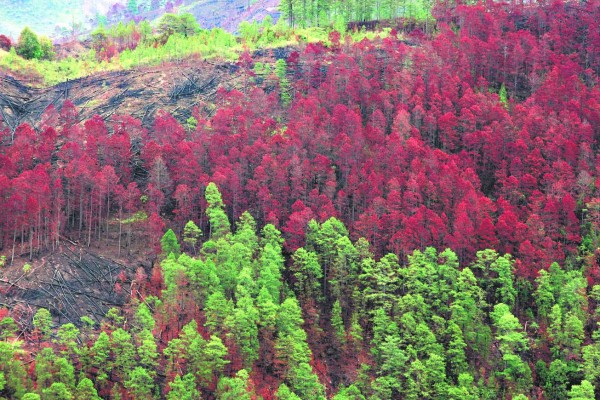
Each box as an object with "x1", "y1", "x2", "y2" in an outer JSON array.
[
  {"x1": 91, "y1": 12, "x2": 201, "y2": 60},
  {"x1": 1, "y1": 0, "x2": 600, "y2": 397},
  {"x1": 279, "y1": 0, "x2": 433, "y2": 28},
  {"x1": 91, "y1": 20, "x2": 153, "y2": 60},
  {"x1": 2, "y1": 1, "x2": 599, "y2": 281},
  {"x1": 15, "y1": 27, "x2": 54, "y2": 60},
  {"x1": 0, "y1": 184, "x2": 599, "y2": 398}
]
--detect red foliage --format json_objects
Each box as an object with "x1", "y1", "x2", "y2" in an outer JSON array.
[
  {"x1": 0, "y1": 34, "x2": 11, "y2": 51},
  {"x1": 0, "y1": 0, "x2": 598, "y2": 282}
]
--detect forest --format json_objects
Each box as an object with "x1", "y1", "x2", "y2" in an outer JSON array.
[{"x1": 1, "y1": 0, "x2": 600, "y2": 399}]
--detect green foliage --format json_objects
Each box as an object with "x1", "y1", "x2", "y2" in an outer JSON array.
[
  {"x1": 490, "y1": 303, "x2": 527, "y2": 354},
  {"x1": 75, "y1": 378, "x2": 100, "y2": 400},
  {"x1": 0, "y1": 317, "x2": 18, "y2": 340},
  {"x1": 275, "y1": 58, "x2": 292, "y2": 105},
  {"x1": 161, "y1": 228, "x2": 181, "y2": 257},
  {"x1": 333, "y1": 384, "x2": 365, "y2": 400},
  {"x1": 446, "y1": 321, "x2": 468, "y2": 380},
  {"x1": 206, "y1": 183, "x2": 231, "y2": 239},
  {"x1": 124, "y1": 367, "x2": 154, "y2": 399},
  {"x1": 122, "y1": 211, "x2": 148, "y2": 224},
  {"x1": 186, "y1": 116, "x2": 198, "y2": 132},
  {"x1": 582, "y1": 341, "x2": 600, "y2": 387},
  {"x1": 158, "y1": 13, "x2": 201, "y2": 39},
  {"x1": 257, "y1": 286, "x2": 279, "y2": 328},
  {"x1": 91, "y1": 331, "x2": 111, "y2": 372},
  {"x1": 277, "y1": 383, "x2": 303, "y2": 399},
  {"x1": 0, "y1": 191, "x2": 595, "y2": 400},
  {"x1": 234, "y1": 212, "x2": 259, "y2": 254},
  {"x1": 0, "y1": 341, "x2": 27, "y2": 398},
  {"x1": 239, "y1": 21, "x2": 261, "y2": 43},
  {"x1": 165, "y1": 320, "x2": 229, "y2": 386},
  {"x1": 499, "y1": 83, "x2": 508, "y2": 107},
  {"x1": 229, "y1": 293, "x2": 260, "y2": 368},
  {"x1": 183, "y1": 220, "x2": 202, "y2": 253},
  {"x1": 568, "y1": 380, "x2": 596, "y2": 400},
  {"x1": 137, "y1": 331, "x2": 159, "y2": 372},
  {"x1": 167, "y1": 374, "x2": 200, "y2": 400},
  {"x1": 291, "y1": 247, "x2": 322, "y2": 301},
  {"x1": 332, "y1": 299, "x2": 346, "y2": 343},
  {"x1": 274, "y1": 296, "x2": 326, "y2": 398},
  {"x1": 258, "y1": 242, "x2": 284, "y2": 302},
  {"x1": 133, "y1": 302, "x2": 156, "y2": 332},
  {"x1": 447, "y1": 373, "x2": 479, "y2": 400},
  {"x1": 359, "y1": 253, "x2": 400, "y2": 313},
  {"x1": 33, "y1": 308, "x2": 52, "y2": 340},
  {"x1": 536, "y1": 269, "x2": 555, "y2": 319},
  {"x1": 472, "y1": 249, "x2": 516, "y2": 309},
  {"x1": 160, "y1": 255, "x2": 187, "y2": 291},
  {"x1": 22, "y1": 263, "x2": 32, "y2": 274},
  {"x1": 55, "y1": 323, "x2": 80, "y2": 356},
  {"x1": 111, "y1": 328, "x2": 136, "y2": 376},
  {"x1": 205, "y1": 290, "x2": 233, "y2": 334},
  {"x1": 105, "y1": 306, "x2": 125, "y2": 327},
  {"x1": 490, "y1": 303, "x2": 532, "y2": 393},
  {"x1": 543, "y1": 359, "x2": 575, "y2": 400},
  {"x1": 35, "y1": 347, "x2": 56, "y2": 390},
  {"x1": 16, "y1": 27, "x2": 42, "y2": 60},
  {"x1": 217, "y1": 369, "x2": 253, "y2": 399},
  {"x1": 39, "y1": 36, "x2": 55, "y2": 60},
  {"x1": 43, "y1": 382, "x2": 73, "y2": 400},
  {"x1": 280, "y1": 0, "x2": 433, "y2": 29}
]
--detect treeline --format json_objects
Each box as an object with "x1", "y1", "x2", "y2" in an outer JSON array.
[
  {"x1": 279, "y1": 0, "x2": 434, "y2": 29},
  {"x1": 2, "y1": 27, "x2": 55, "y2": 60},
  {"x1": 90, "y1": 13, "x2": 203, "y2": 60},
  {"x1": 0, "y1": 183, "x2": 599, "y2": 399}
]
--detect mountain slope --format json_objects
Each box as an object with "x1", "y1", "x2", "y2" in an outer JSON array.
[
  {"x1": 179, "y1": 0, "x2": 280, "y2": 31},
  {"x1": 0, "y1": 0, "x2": 117, "y2": 37},
  {"x1": 0, "y1": 0, "x2": 280, "y2": 39}
]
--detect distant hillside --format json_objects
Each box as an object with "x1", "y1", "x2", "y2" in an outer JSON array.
[
  {"x1": 0, "y1": 0, "x2": 280, "y2": 40},
  {"x1": 0, "y1": 0, "x2": 117, "y2": 38},
  {"x1": 178, "y1": 0, "x2": 280, "y2": 31}
]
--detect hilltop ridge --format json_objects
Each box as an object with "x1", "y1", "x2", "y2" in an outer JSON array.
[{"x1": 0, "y1": 0, "x2": 280, "y2": 39}]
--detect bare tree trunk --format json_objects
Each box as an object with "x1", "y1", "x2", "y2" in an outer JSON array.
[
  {"x1": 128, "y1": 224, "x2": 132, "y2": 256},
  {"x1": 87, "y1": 190, "x2": 93, "y2": 247},
  {"x1": 97, "y1": 196, "x2": 102, "y2": 244},
  {"x1": 106, "y1": 193, "x2": 111, "y2": 246},
  {"x1": 29, "y1": 227, "x2": 33, "y2": 260},
  {"x1": 66, "y1": 186, "x2": 71, "y2": 228},
  {"x1": 79, "y1": 188, "x2": 84, "y2": 239},
  {"x1": 11, "y1": 228, "x2": 16, "y2": 265},
  {"x1": 118, "y1": 207, "x2": 122, "y2": 257}
]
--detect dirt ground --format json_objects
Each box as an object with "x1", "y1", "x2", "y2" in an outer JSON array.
[
  {"x1": 0, "y1": 57, "x2": 248, "y2": 135},
  {"x1": 0, "y1": 235, "x2": 154, "y2": 330}
]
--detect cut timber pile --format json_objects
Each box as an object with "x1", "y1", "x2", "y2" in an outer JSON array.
[
  {"x1": 0, "y1": 58, "x2": 248, "y2": 135},
  {"x1": 0, "y1": 245, "x2": 137, "y2": 328}
]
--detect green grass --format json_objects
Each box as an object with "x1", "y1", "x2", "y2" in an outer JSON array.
[{"x1": 0, "y1": 24, "x2": 394, "y2": 87}]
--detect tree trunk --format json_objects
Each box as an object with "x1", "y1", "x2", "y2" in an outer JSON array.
[{"x1": 118, "y1": 207, "x2": 122, "y2": 257}]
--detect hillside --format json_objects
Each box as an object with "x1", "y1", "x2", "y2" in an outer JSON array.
[
  {"x1": 0, "y1": 58, "x2": 242, "y2": 132},
  {"x1": 0, "y1": 0, "x2": 280, "y2": 40},
  {"x1": 178, "y1": 0, "x2": 280, "y2": 32},
  {"x1": 1, "y1": 1, "x2": 600, "y2": 399},
  {"x1": 0, "y1": 0, "x2": 118, "y2": 37}
]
